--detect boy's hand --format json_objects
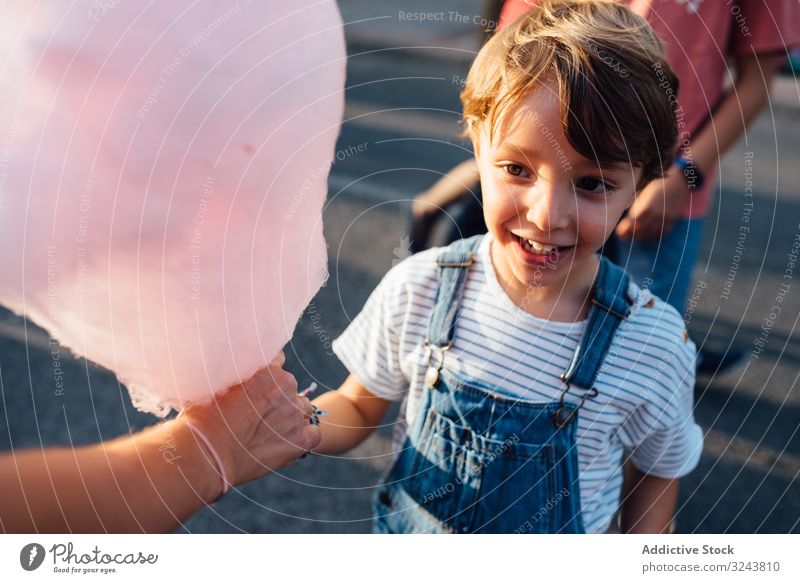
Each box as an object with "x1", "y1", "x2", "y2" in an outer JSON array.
[
  {"x1": 311, "y1": 373, "x2": 392, "y2": 455},
  {"x1": 615, "y1": 168, "x2": 687, "y2": 241}
]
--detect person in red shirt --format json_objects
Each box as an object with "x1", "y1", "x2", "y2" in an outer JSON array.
[{"x1": 411, "y1": 0, "x2": 800, "y2": 373}]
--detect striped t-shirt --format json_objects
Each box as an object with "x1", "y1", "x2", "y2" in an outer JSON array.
[{"x1": 332, "y1": 234, "x2": 703, "y2": 533}]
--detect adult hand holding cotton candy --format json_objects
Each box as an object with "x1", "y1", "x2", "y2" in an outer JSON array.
[
  {"x1": 0, "y1": 355, "x2": 323, "y2": 532},
  {"x1": 0, "y1": 1, "x2": 345, "y2": 416},
  {"x1": 180, "y1": 353, "x2": 320, "y2": 492}
]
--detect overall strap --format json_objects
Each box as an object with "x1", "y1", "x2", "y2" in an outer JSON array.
[
  {"x1": 560, "y1": 255, "x2": 631, "y2": 390},
  {"x1": 426, "y1": 235, "x2": 484, "y2": 347}
]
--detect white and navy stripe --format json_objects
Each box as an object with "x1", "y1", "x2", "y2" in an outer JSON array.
[{"x1": 333, "y1": 235, "x2": 703, "y2": 533}]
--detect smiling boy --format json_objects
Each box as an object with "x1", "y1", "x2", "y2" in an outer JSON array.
[
  {"x1": 474, "y1": 82, "x2": 638, "y2": 324},
  {"x1": 312, "y1": 0, "x2": 702, "y2": 533}
]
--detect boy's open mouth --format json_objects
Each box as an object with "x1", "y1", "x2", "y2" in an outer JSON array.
[{"x1": 510, "y1": 233, "x2": 573, "y2": 265}]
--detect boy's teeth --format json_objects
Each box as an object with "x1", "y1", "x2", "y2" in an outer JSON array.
[{"x1": 525, "y1": 239, "x2": 557, "y2": 253}]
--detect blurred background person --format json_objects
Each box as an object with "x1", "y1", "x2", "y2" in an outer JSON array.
[{"x1": 409, "y1": 0, "x2": 800, "y2": 375}]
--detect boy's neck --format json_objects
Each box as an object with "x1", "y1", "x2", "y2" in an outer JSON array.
[{"x1": 489, "y1": 241, "x2": 599, "y2": 323}]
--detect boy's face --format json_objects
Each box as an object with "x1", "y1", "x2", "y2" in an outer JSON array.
[{"x1": 473, "y1": 82, "x2": 642, "y2": 305}]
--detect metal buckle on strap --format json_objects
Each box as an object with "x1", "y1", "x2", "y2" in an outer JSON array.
[
  {"x1": 436, "y1": 253, "x2": 475, "y2": 268},
  {"x1": 422, "y1": 339, "x2": 453, "y2": 351},
  {"x1": 553, "y1": 383, "x2": 598, "y2": 429},
  {"x1": 423, "y1": 340, "x2": 452, "y2": 388},
  {"x1": 590, "y1": 297, "x2": 628, "y2": 320}
]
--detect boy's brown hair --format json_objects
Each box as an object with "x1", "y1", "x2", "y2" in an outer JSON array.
[{"x1": 461, "y1": 0, "x2": 679, "y2": 186}]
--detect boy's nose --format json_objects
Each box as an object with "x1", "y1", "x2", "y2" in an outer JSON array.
[{"x1": 524, "y1": 179, "x2": 572, "y2": 234}]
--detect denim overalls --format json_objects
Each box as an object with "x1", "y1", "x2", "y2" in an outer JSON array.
[{"x1": 372, "y1": 235, "x2": 632, "y2": 534}]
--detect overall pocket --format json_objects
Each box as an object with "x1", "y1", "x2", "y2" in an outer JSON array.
[
  {"x1": 371, "y1": 482, "x2": 454, "y2": 534},
  {"x1": 469, "y1": 434, "x2": 559, "y2": 533},
  {"x1": 386, "y1": 409, "x2": 484, "y2": 533},
  {"x1": 374, "y1": 407, "x2": 574, "y2": 533}
]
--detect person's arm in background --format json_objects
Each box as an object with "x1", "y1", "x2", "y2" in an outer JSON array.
[
  {"x1": 311, "y1": 374, "x2": 392, "y2": 455},
  {"x1": 616, "y1": 53, "x2": 781, "y2": 241},
  {"x1": 409, "y1": 0, "x2": 502, "y2": 245},
  {"x1": 411, "y1": 158, "x2": 480, "y2": 250},
  {"x1": 0, "y1": 353, "x2": 320, "y2": 533}
]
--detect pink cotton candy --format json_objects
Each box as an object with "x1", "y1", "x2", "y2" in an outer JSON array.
[{"x1": 0, "y1": 1, "x2": 345, "y2": 416}]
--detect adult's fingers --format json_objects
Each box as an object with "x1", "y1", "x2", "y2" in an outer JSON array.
[
  {"x1": 251, "y1": 365, "x2": 298, "y2": 398},
  {"x1": 273, "y1": 369, "x2": 299, "y2": 397},
  {"x1": 632, "y1": 215, "x2": 666, "y2": 242},
  {"x1": 288, "y1": 422, "x2": 323, "y2": 455},
  {"x1": 296, "y1": 396, "x2": 314, "y2": 420},
  {"x1": 302, "y1": 423, "x2": 323, "y2": 452},
  {"x1": 615, "y1": 216, "x2": 633, "y2": 240}
]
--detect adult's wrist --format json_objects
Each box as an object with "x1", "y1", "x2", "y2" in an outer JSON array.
[
  {"x1": 170, "y1": 415, "x2": 233, "y2": 504},
  {"x1": 673, "y1": 155, "x2": 705, "y2": 190}
]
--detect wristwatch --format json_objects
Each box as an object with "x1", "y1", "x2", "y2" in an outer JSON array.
[{"x1": 674, "y1": 155, "x2": 705, "y2": 190}]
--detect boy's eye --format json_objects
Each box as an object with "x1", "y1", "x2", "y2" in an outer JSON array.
[
  {"x1": 575, "y1": 176, "x2": 615, "y2": 194},
  {"x1": 503, "y1": 163, "x2": 530, "y2": 178}
]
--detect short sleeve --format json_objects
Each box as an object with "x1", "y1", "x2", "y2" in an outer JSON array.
[
  {"x1": 733, "y1": 0, "x2": 800, "y2": 57},
  {"x1": 331, "y1": 265, "x2": 412, "y2": 402},
  {"x1": 617, "y1": 298, "x2": 704, "y2": 479},
  {"x1": 624, "y1": 357, "x2": 703, "y2": 479}
]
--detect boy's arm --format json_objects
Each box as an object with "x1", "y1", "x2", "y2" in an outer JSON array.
[
  {"x1": 616, "y1": 53, "x2": 780, "y2": 241},
  {"x1": 619, "y1": 461, "x2": 679, "y2": 534},
  {"x1": 312, "y1": 374, "x2": 393, "y2": 455}
]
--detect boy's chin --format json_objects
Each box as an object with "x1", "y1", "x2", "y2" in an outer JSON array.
[
  {"x1": 510, "y1": 246, "x2": 601, "y2": 290},
  {"x1": 514, "y1": 267, "x2": 564, "y2": 290}
]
